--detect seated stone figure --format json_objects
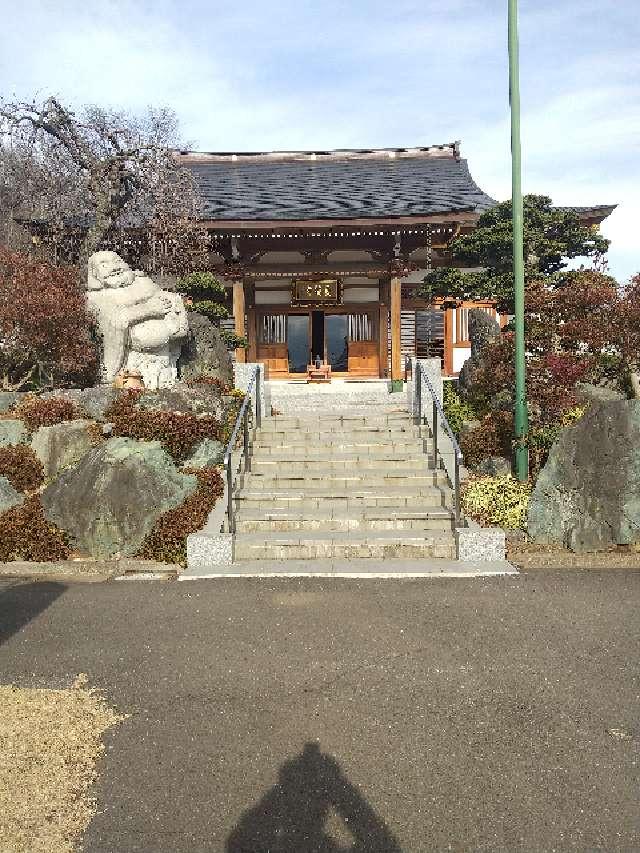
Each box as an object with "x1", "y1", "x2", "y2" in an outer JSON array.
[{"x1": 86, "y1": 251, "x2": 189, "y2": 389}]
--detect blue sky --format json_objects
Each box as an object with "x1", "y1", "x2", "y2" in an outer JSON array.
[{"x1": 1, "y1": 0, "x2": 638, "y2": 280}]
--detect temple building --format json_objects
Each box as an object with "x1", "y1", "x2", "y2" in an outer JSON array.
[{"x1": 177, "y1": 143, "x2": 612, "y2": 386}]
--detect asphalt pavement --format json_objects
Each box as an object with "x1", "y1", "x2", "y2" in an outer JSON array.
[{"x1": 0, "y1": 571, "x2": 638, "y2": 852}]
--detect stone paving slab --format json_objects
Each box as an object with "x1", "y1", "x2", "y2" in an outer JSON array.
[{"x1": 179, "y1": 558, "x2": 518, "y2": 579}]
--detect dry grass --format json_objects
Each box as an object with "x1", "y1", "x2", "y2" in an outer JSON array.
[{"x1": 0, "y1": 675, "x2": 125, "y2": 853}]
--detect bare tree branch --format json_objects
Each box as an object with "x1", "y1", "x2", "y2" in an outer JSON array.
[{"x1": 0, "y1": 95, "x2": 205, "y2": 271}]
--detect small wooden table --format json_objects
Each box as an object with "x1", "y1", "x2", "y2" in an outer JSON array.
[{"x1": 307, "y1": 363, "x2": 332, "y2": 383}]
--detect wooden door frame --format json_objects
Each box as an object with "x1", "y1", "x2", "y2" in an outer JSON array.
[{"x1": 255, "y1": 306, "x2": 383, "y2": 379}]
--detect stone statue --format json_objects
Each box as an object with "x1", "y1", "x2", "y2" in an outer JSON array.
[{"x1": 86, "y1": 251, "x2": 189, "y2": 389}]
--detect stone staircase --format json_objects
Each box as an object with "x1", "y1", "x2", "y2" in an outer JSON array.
[{"x1": 232, "y1": 410, "x2": 458, "y2": 562}]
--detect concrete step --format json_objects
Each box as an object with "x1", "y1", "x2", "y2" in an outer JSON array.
[
  {"x1": 236, "y1": 486, "x2": 451, "y2": 509},
  {"x1": 264, "y1": 412, "x2": 411, "y2": 426},
  {"x1": 255, "y1": 418, "x2": 427, "y2": 437},
  {"x1": 241, "y1": 471, "x2": 449, "y2": 489},
  {"x1": 252, "y1": 443, "x2": 429, "y2": 458},
  {"x1": 257, "y1": 425, "x2": 425, "y2": 439},
  {"x1": 260, "y1": 419, "x2": 414, "y2": 434},
  {"x1": 234, "y1": 530, "x2": 456, "y2": 560},
  {"x1": 234, "y1": 508, "x2": 455, "y2": 533},
  {"x1": 253, "y1": 430, "x2": 431, "y2": 453},
  {"x1": 260, "y1": 412, "x2": 414, "y2": 432},
  {"x1": 249, "y1": 456, "x2": 436, "y2": 473}
]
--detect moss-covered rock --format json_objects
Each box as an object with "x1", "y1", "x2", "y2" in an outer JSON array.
[
  {"x1": 185, "y1": 438, "x2": 225, "y2": 469},
  {"x1": 0, "y1": 419, "x2": 27, "y2": 447},
  {"x1": 0, "y1": 475, "x2": 23, "y2": 514},
  {"x1": 528, "y1": 400, "x2": 640, "y2": 551},
  {"x1": 31, "y1": 420, "x2": 94, "y2": 480},
  {"x1": 41, "y1": 437, "x2": 197, "y2": 558}
]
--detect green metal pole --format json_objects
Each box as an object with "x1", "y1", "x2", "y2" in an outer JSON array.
[{"x1": 508, "y1": 0, "x2": 529, "y2": 480}]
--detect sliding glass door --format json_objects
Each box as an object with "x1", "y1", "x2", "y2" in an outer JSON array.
[{"x1": 286, "y1": 314, "x2": 310, "y2": 373}]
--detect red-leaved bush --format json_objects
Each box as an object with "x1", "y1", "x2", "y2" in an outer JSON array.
[
  {"x1": 13, "y1": 395, "x2": 80, "y2": 432},
  {"x1": 136, "y1": 466, "x2": 224, "y2": 564},
  {"x1": 0, "y1": 445, "x2": 44, "y2": 491},
  {"x1": 0, "y1": 496, "x2": 70, "y2": 561},
  {"x1": 105, "y1": 391, "x2": 225, "y2": 461},
  {"x1": 457, "y1": 269, "x2": 640, "y2": 476},
  {"x1": 0, "y1": 249, "x2": 98, "y2": 390}
]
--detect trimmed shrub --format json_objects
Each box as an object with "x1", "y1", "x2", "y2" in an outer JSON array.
[
  {"x1": 0, "y1": 445, "x2": 44, "y2": 492},
  {"x1": 136, "y1": 466, "x2": 224, "y2": 565},
  {"x1": 104, "y1": 392, "x2": 225, "y2": 461},
  {"x1": 462, "y1": 475, "x2": 532, "y2": 531},
  {"x1": 0, "y1": 496, "x2": 70, "y2": 561},
  {"x1": 460, "y1": 411, "x2": 513, "y2": 469},
  {"x1": 443, "y1": 382, "x2": 478, "y2": 437},
  {"x1": 14, "y1": 395, "x2": 79, "y2": 433}
]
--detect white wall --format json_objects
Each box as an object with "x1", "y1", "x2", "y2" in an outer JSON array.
[{"x1": 453, "y1": 346, "x2": 471, "y2": 374}]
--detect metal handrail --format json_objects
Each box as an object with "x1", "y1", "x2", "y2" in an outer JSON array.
[
  {"x1": 223, "y1": 366, "x2": 262, "y2": 533},
  {"x1": 415, "y1": 363, "x2": 463, "y2": 525}
]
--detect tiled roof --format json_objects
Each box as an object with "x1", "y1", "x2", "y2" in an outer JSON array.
[{"x1": 176, "y1": 144, "x2": 496, "y2": 223}]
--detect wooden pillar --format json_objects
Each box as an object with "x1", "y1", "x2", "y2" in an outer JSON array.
[
  {"x1": 378, "y1": 304, "x2": 389, "y2": 378},
  {"x1": 444, "y1": 306, "x2": 454, "y2": 377},
  {"x1": 390, "y1": 275, "x2": 403, "y2": 391},
  {"x1": 246, "y1": 307, "x2": 258, "y2": 362},
  {"x1": 378, "y1": 278, "x2": 390, "y2": 379},
  {"x1": 232, "y1": 279, "x2": 246, "y2": 364}
]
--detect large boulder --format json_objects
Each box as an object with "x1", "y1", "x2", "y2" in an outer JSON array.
[
  {"x1": 0, "y1": 392, "x2": 23, "y2": 413},
  {"x1": 185, "y1": 438, "x2": 225, "y2": 469},
  {"x1": 41, "y1": 387, "x2": 120, "y2": 420},
  {"x1": 133, "y1": 382, "x2": 225, "y2": 419},
  {"x1": 41, "y1": 437, "x2": 197, "y2": 558},
  {"x1": 469, "y1": 309, "x2": 501, "y2": 358},
  {"x1": 0, "y1": 419, "x2": 27, "y2": 447},
  {"x1": 177, "y1": 311, "x2": 233, "y2": 386},
  {"x1": 528, "y1": 400, "x2": 640, "y2": 551},
  {"x1": 575, "y1": 382, "x2": 625, "y2": 404},
  {"x1": 31, "y1": 419, "x2": 94, "y2": 480},
  {"x1": 458, "y1": 309, "x2": 501, "y2": 400},
  {"x1": 476, "y1": 456, "x2": 512, "y2": 477},
  {"x1": 0, "y1": 476, "x2": 23, "y2": 514}
]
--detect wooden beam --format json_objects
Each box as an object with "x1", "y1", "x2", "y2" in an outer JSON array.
[
  {"x1": 200, "y1": 211, "x2": 480, "y2": 232},
  {"x1": 233, "y1": 279, "x2": 246, "y2": 364},
  {"x1": 390, "y1": 276, "x2": 402, "y2": 389}
]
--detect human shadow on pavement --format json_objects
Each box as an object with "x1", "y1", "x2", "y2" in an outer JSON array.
[
  {"x1": 227, "y1": 741, "x2": 403, "y2": 852},
  {"x1": 0, "y1": 581, "x2": 66, "y2": 646}
]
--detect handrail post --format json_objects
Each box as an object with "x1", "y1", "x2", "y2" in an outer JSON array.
[
  {"x1": 226, "y1": 454, "x2": 234, "y2": 533},
  {"x1": 255, "y1": 366, "x2": 262, "y2": 427},
  {"x1": 432, "y1": 399, "x2": 438, "y2": 469},
  {"x1": 416, "y1": 363, "x2": 422, "y2": 425},
  {"x1": 243, "y1": 407, "x2": 250, "y2": 472},
  {"x1": 454, "y1": 453, "x2": 461, "y2": 526},
  {"x1": 222, "y1": 365, "x2": 262, "y2": 538}
]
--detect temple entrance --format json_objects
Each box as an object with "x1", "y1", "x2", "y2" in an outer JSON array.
[
  {"x1": 311, "y1": 311, "x2": 324, "y2": 366},
  {"x1": 257, "y1": 309, "x2": 380, "y2": 378},
  {"x1": 325, "y1": 314, "x2": 349, "y2": 371}
]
